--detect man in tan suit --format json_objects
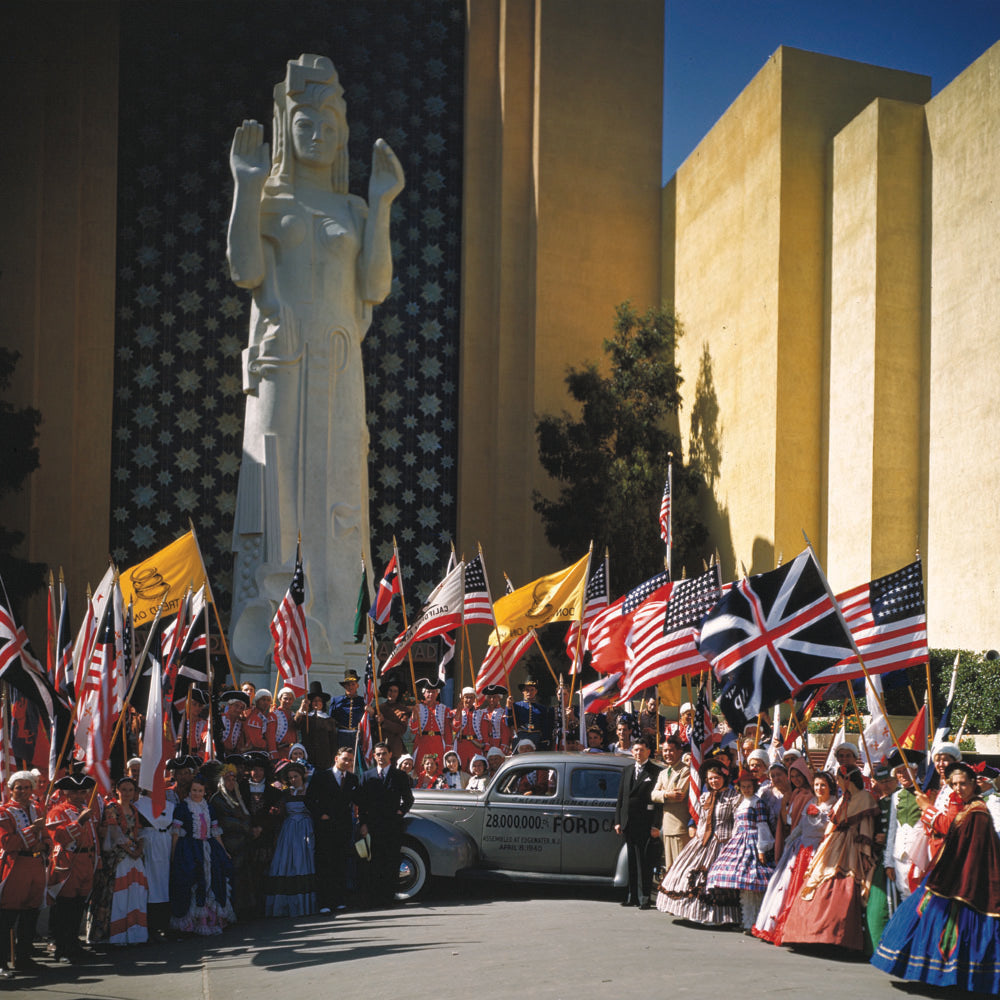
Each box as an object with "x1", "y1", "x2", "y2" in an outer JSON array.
[{"x1": 650, "y1": 734, "x2": 691, "y2": 870}]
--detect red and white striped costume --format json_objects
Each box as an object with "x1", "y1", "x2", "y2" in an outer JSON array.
[{"x1": 410, "y1": 702, "x2": 452, "y2": 769}]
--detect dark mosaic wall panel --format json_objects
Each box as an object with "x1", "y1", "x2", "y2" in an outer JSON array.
[{"x1": 111, "y1": 0, "x2": 464, "y2": 628}]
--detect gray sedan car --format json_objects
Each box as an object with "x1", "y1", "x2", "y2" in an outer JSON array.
[{"x1": 397, "y1": 752, "x2": 648, "y2": 899}]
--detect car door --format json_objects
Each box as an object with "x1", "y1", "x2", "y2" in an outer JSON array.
[
  {"x1": 479, "y1": 761, "x2": 564, "y2": 872},
  {"x1": 558, "y1": 762, "x2": 623, "y2": 875}
]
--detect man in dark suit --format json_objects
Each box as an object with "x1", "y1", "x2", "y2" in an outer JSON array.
[
  {"x1": 357, "y1": 742, "x2": 415, "y2": 907},
  {"x1": 614, "y1": 735, "x2": 662, "y2": 909},
  {"x1": 306, "y1": 746, "x2": 360, "y2": 913}
]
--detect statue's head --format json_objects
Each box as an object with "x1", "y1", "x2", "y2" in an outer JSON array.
[{"x1": 269, "y1": 54, "x2": 350, "y2": 195}]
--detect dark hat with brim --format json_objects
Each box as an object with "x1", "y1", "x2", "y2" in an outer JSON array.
[
  {"x1": 887, "y1": 747, "x2": 925, "y2": 768},
  {"x1": 166, "y1": 754, "x2": 201, "y2": 771},
  {"x1": 54, "y1": 774, "x2": 96, "y2": 792},
  {"x1": 307, "y1": 680, "x2": 331, "y2": 705},
  {"x1": 220, "y1": 690, "x2": 250, "y2": 707},
  {"x1": 243, "y1": 751, "x2": 271, "y2": 768},
  {"x1": 518, "y1": 677, "x2": 540, "y2": 691},
  {"x1": 945, "y1": 760, "x2": 978, "y2": 783},
  {"x1": 699, "y1": 756, "x2": 730, "y2": 784},
  {"x1": 484, "y1": 684, "x2": 508, "y2": 697},
  {"x1": 416, "y1": 677, "x2": 445, "y2": 693},
  {"x1": 276, "y1": 759, "x2": 307, "y2": 779},
  {"x1": 379, "y1": 673, "x2": 407, "y2": 698},
  {"x1": 340, "y1": 670, "x2": 361, "y2": 687}
]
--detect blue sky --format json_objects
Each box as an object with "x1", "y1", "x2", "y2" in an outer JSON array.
[{"x1": 663, "y1": 0, "x2": 1000, "y2": 182}]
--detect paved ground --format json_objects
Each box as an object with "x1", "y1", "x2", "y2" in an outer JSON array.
[{"x1": 5, "y1": 883, "x2": 973, "y2": 999}]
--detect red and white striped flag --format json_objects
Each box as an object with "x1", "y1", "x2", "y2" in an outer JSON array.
[
  {"x1": 462, "y1": 553, "x2": 494, "y2": 626},
  {"x1": 688, "y1": 677, "x2": 715, "y2": 821},
  {"x1": 659, "y1": 470, "x2": 672, "y2": 551},
  {"x1": 475, "y1": 631, "x2": 535, "y2": 694},
  {"x1": 270, "y1": 545, "x2": 311, "y2": 697},
  {"x1": 565, "y1": 558, "x2": 609, "y2": 674},
  {"x1": 617, "y1": 566, "x2": 721, "y2": 703},
  {"x1": 82, "y1": 597, "x2": 117, "y2": 797}
]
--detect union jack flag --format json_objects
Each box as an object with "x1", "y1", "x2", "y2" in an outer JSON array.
[
  {"x1": 370, "y1": 554, "x2": 401, "y2": 626},
  {"x1": 698, "y1": 550, "x2": 854, "y2": 733},
  {"x1": 270, "y1": 545, "x2": 311, "y2": 697}
]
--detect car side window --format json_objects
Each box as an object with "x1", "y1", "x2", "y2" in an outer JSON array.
[
  {"x1": 570, "y1": 767, "x2": 622, "y2": 801},
  {"x1": 496, "y1": 766, "x2": 558, "y2": 797}
]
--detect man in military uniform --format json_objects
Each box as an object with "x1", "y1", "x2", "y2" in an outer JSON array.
[
  {"x1": 331, "y1": 670, "x2": 367, "y2": 752},
  {"x1": 511, "y1": 677, "x2": 554, "y2": 750}
]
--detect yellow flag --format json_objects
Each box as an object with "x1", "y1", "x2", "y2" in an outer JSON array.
[
  {"x1": 120, "y1": 530, "x2": 208, "y2": 626},
  {"x1": 489, "y1": 553, "x2": 590, "y2": 645},
  {"x1": 657, "y1": 677, "x2": 685, "y2": 707}
]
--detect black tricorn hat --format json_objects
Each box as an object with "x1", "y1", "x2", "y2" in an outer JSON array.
[
  {"x1": 220, "y1": 690, "x2": 250, "y2": 707},
  {"x1": 416, "y1": 676, "x2": 445, "y2": 693},
  {"x1": 307, "y1": 680, "x2": 331, "y2": 705},
  {"x1": 484, "y1": 684, "x2": 508, "y2": 697},
  {"x1": 242, "y1": 750, "x2": 271, "y2": 768},
  {"x1": 54, "y1": 774, "x2": 96, "y2": 792},
  {"x1": 166, "y1": 754, "x2": 201, "y2": 771}
]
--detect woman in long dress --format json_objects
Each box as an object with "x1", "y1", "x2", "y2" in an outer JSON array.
[
  {"x1": 210, "y1": 765, "x2": 252, "y2": 918},
  {"x1": 265, "y1": 760, "x2": 316, "y2": 917},
  {"x1": 169, "y1": 777, "x2": 235, "y2": 936},
  {"x1": 753, "y1": 761, "x2": 823, "y2": 943},
  {"x1": 88, "y1": 777, "x2": 149, "y2": 946},
  {"x1": 656, "y1": 758, "x2": 741, "y2": 925},
  {"x1": 872, "y1": 760, "x2": 1000, "y2": 992},
  {"x1": 705, "y1": 769, "x2": 775, "y2": 930},
  {"x1": 781, "y1": 766, "x2": 879, "y2": 951}
]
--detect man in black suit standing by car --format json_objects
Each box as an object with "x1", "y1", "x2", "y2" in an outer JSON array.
[
  {"x1": 357, "y1": 742, "x2": 415, "y2": 907},
  {"x1": 306, "y1": 746, "x2": 361, "y2": 913},
  {"x1": 614, "y1": 735, "x2": 662, "y2": 909}
]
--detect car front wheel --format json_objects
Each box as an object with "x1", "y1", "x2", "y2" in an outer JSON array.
[{"x1": 396, "y1": 842, "x2": 429, "y2": 901}]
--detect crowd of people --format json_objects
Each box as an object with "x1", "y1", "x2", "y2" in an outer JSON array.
[
  {"x1": 615, "y1": 727, "x2": 1000, "y2": 993},
  {"x1": 1, "y1": 668, "x2": 999, "y2": 992}
]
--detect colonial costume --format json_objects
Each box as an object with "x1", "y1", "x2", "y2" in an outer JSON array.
[
  {"x1": 872, "y1": 761, "x2": 1000, "y2": 992},
  {"x1": 265, "y1": 761, "x2": 316, "y2": 917}
]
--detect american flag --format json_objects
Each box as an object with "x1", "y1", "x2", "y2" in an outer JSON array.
[
  {"x1": 659, "y1": 472, "x2": 671, "y2": 550},
  {"x1": 463, "y1": 553, "x2": 494, "y2": 626},
  {"x1": 83, "y1": 597, "x2": 117, "y2": 797},
  {"x1": 699, "y1": 550, "x2": 855, "y2": 733},
  {"x1": 475, "y1": 631, "x2": 535, "y2": 693},
  {"x1": 370, "y1": 553, "x2": 401, "y2": 626},
  {"x1": 617, "y1": 565, "x2": 721, "y2": 703},
  {"x1": 811, "y1": 560, "x2": 928, "y2": 682},
  {"x1": 687, "y1": 677, "x2": 715, "y2": 821},
  {"x1": 587, "y1": 571, "x2": 672, "y2": 675},
  {"x1": 565, "y1": 559, "x2": 609, "y2": 674},
  {"x1": 270, "y1": 545, "x2": 312, "y2": 697}
]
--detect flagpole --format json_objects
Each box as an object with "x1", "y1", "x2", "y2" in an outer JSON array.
[
  {"x1": 187, "y1": 519, "x2": 238, "y2": 688},
  {"x1": 367, "y1": 617, "x2": 383, "y2": 742},
  {"x1": 567, "y1": 542, "x2": 595, "y2": 705},
  {"x1": 846, "y1": 677, "x2": 875, "y2": 770},
  {"x1": 393, "y1": 536, "x2": 420, "y2": 698},
  {"x1": 802, "y1": 533, "x2": 922, "y2": 786},
  {"x1": 666, "y1": 452, "x2": 673, "y2": 580}
]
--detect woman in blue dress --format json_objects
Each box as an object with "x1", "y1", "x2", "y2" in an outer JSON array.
[
  {"x1": 872, "y1": 760, "x2": 1000, "y2": 992},
  {"x1": 265, "y1": 760, "x2": 317, "y2": 917},
  {"x1": 169, "y1": 777, "x2": 235, "y2": 936},
  {"x1": 706, "y1": 768, "x2": 775, "y2": 931}
]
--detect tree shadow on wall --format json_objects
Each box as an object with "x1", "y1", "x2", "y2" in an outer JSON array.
[{"x1": 688, "y1": 343, "x2": 739, "y2": 581}]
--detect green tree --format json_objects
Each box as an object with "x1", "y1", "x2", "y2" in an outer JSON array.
[
  {"x1": 533, "y1": 303, "x2": 708, "y2": 592},
  {"x1": 0, "y1": 348, "x2": 45, "y2": 607}
]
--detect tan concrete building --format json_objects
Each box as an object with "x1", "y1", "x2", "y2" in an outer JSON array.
[{"x1": 664, "y1": 43, "x2": 1000, "y2": 648}]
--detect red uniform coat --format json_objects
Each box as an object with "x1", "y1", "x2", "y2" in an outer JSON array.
[
  {"x1": 46, "y1": 799, "x2": 100, "y2": 901},
  {"x1": 0, "y1": 801, "x2": 49, "y2": 910}
]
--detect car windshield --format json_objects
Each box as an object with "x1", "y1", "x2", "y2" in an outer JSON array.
[{"x1": 497, "y1": 766, "x2": 558, "y2": 797}]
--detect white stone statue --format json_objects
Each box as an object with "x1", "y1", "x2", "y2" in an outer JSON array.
[{"x1": 227, "y1": 54, "x2": 404, "y2": 672}]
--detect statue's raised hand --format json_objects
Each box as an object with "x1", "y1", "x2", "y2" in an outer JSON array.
[
  {"x1": 368, "y1": 138, "x2": 405, "y2": 205},
  {"x1": 230, "y1": 120, "x2": 271, "y2": 185}
]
